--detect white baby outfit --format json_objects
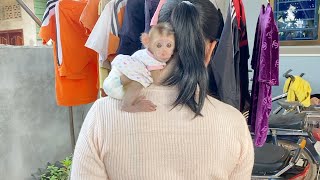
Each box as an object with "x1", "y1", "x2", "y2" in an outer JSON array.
[{"x1": 103, "y1": 49, "x2": 166, "y2": 99}]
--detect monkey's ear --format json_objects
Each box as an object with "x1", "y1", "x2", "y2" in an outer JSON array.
[{"x1": 140, "y1": 33, "x2": 150, "y2": 48}]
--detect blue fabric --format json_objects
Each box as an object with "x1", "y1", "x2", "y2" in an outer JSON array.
[
  {"x1": 144, "y1": 0, "x2": 160, "y2": 32},
  {"x1": 117, "y1": 0, "x2": 145, "y2": 55}
]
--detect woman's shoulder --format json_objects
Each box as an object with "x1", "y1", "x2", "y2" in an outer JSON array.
[
  {"x1": 202, "y1": 97, "x2": 251, "y2": 141},
  {"x1": 205, "y1": 96, "x2": 242, "y2": 113},
  {"x1": 94, "y1": 96, "x2": 121, "y2": 110},
  {"x1": 87, "y1": 97, "x2": 122, "y2": 121},
  {"x1": 203, "y1": 96, "x2": 247, "y2": 126},
  {"x1": 84, "y1": 97, "x2": 123, "y2": 128}
]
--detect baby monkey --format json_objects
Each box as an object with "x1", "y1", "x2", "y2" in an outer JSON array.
[{"x1": 103, "y1": 22, "x2": 175, "y2": 112}]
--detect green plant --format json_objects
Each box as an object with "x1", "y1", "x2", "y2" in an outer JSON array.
[{"x1": 31, "y1": 156, "x2": 72, "y2": 180}]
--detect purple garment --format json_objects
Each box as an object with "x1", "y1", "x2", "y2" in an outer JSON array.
[{"x1": 249, "y1": 4, "x2": 279, "y2": 147}]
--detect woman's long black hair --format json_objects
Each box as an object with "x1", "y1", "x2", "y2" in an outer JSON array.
[{"x1": 158, "y1": 0, "x2": 223, "y2": 117}]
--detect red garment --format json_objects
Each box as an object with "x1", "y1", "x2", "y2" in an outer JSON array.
[{"x1": 232, "y1": 0, "x2": 248, "y2": 47}]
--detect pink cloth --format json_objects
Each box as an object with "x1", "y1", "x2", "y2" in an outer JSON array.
[
  {"x1": 147, "y1": 65, "x2": 165, "y2": 71},
  {"x1": 150, "y1": 0, "x2": 167, "y2": 26}
]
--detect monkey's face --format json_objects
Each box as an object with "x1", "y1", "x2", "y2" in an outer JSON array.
[{"x1": 151, "y1": 35, "x2": 175, "y2": 62}]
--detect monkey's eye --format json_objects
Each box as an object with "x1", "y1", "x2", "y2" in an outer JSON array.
[
  {"x1": 167, "y1": 43, "x2": 172, "y2": 48},
  {"x1": 157, "y1": 43, "x2": 162, "y2": 48}
]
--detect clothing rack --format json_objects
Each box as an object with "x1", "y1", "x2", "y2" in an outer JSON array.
[{"x1": 16, "y1": 0, "x2": 76, "y2": 151}]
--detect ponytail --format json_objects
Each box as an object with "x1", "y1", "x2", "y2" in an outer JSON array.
[{"x1": 162, "y1": 1, "x2": 207, "y2": 117}]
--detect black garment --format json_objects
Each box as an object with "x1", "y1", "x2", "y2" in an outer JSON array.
[
  {"x1": 208, "y1": 3, "x2": 240, "y2": 110},
  {"x1": 117, "y1": 0, "x2": 145, "y2": 55},
  {"x1": 238, "y1": 2, "x2": 251, "y2": 112},
  {"x1": 240, "y1": 45, "x2": 251, "y2": 112}
]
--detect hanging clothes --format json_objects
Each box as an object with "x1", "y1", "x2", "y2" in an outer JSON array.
[
  {"x1": 150, "y1": 0, "x2": 223, "y2": 26},
  {"x1": 117, "y1": 0, "x2": 145, "y2": 55},
  {"x1": 209, "y1": 0, "x2": 240, "y2": 110},
  {"x1": 144, "y1": 0, "x2": 160, "y2": 32},
  {"x1": 80, "y1": 0, "x2": 112, "y2": 96},
  {"x1": 233, "y1": 0, "x2": 251, "y2": 112},
  {"x1": 39, "y1": 0, "x2": 98, "y2": 106},
  {"x1": 85, "y1": 0, "x2": 127, "y2": 63},
  {"x1": 249, "y1": 4, "x2": 279, "y2": 147},
  {"x1": 150, "y1": 0, "x2": 166, "y2": 26},
  {"x1": 98, "y1": 0, "x2": 111, "y2": 14},
  {"x1": 79, "y1": 0, "x2": 100, "y2": 35}
]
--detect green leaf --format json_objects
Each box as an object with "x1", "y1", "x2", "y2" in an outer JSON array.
[{"x1": 36, "y1": 155, "x2": 73, "y2": 180}]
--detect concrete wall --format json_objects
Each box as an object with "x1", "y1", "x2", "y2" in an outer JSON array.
[
  {"x1": 0, "y1": 46, "x2": 92, "y2": 180},
  {"x1": 0, "y1": 0, "x2": 38, "y2": 46},
  {"x1": 242, "y1": 0, "x2": 320, "y2": 97}
]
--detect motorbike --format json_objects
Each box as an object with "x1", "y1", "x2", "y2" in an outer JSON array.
[
  {"x1": 249, "y1": 70, "x2": 320, "y2": 179},
  {"x1": 252, "y1": 110, "x2": 320, "y2": 179}
]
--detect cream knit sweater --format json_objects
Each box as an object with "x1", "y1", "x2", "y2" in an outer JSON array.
[{"x1": 70, "y1": 85, "x2": 254, "y2": 180}]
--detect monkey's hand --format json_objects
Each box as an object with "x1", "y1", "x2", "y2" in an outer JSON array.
[
  {"x1": 100, "y1": 88, "x2": 107, "y2": 97},
  {"x1": 122, "y1": 96, "x2": 157, "y2": 112}
]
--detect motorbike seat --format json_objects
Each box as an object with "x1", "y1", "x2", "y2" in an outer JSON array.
[
  {"x1": 253, "y1": 143, "x2": 290, "y2": 174},
  {"x1": 277, "y1": 100, "x2": 302, "y2": 110},
  {"x1": 269, "y1": 113, "x2": 306, "y2": 130}
]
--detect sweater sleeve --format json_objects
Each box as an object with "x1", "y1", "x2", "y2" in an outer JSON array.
[
  {"x1": 70, "y1": 102, "x2": 109, "y2": 180},
  {"x1": 229, "y1": 123, "x2": 254, "y2": 180}
]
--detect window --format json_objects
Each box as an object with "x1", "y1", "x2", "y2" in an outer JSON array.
[
  {"x1": 271, "y1": 0, "x2": 320, "y2": 46},
  {"x1": 0, "y1": 3, "x2": 22, "y2": 21},
  {"x1": 0, "y1": 29, "x2": 24, "y2": 46}
]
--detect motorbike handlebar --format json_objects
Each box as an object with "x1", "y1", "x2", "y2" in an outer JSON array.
[
  {"x1": 283, "y1": 69, "x2": 293, "y2": 77},
  {"x1": 282, "y1": 69, "x2": 305, "y2": 81},
  {"x1": 283, "y1": 69, "x2": 295, "y2": 81}
]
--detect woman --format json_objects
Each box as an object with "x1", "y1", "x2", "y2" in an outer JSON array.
[{"x1": 70, "y1": 1, "x2": 254, "y2": 179}]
